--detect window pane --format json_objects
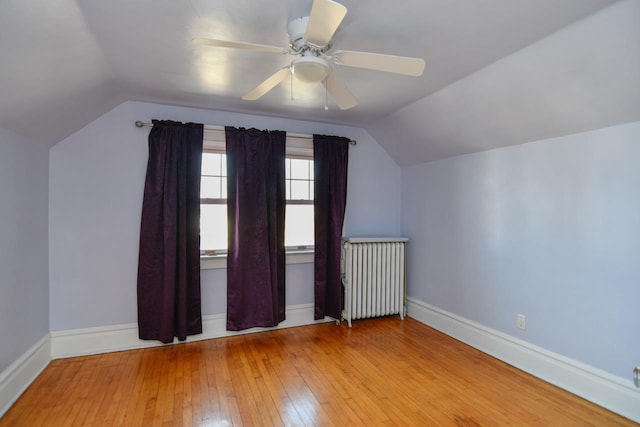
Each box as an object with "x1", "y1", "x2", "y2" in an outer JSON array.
[
  {"x1": 285, "y1": 204, "x2": 314, "y2": 247},
  {"x1": 290, "y1": 159, "x2": 309, "y2": 180},
  {"x1": 202, "y1": 153, "x2": 222, "y2": 176},
  {"x1": 201, "y1": 176, "x2": 221, "y2": 199},
  {"x1": 290, "y1": 180, "x2": 309, "y2": 200},
  {"x1": 200, "y1": 204, "x2": 228, "y2": 250}
]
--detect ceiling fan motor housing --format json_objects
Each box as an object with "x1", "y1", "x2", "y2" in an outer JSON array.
[{"x1": 288, "y1": 17, "x2": 310, "y2": 50}]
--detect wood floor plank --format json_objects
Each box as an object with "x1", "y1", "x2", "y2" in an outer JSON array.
[{"x1": 1, "y1": 317, "x2": 636, "y2": 426}]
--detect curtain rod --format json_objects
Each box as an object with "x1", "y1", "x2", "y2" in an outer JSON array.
[{"x1": 134, "y1": 121, "x2": 356, "y2": 146}]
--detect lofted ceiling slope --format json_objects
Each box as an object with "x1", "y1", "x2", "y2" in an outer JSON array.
[
  {"x1": 1, "y1": 0, "x2": 635, "y2": 165},
  {"x1": 369, "y1": 0, "x2": 640, "y2": 166}
]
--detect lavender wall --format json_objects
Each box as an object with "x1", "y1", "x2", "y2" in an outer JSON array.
[
  {"x1": 0, "y1": 128, "x2": 49, "y2": 373},
  {"x1": 401, "y1": 122, "x2": 640, "y2": 379},
  {"x1": 49, "y1": 101, "x2": 401, "y2": 331}
]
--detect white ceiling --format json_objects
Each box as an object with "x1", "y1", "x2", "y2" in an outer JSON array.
[{"x1": 1, "y1": 0, "x2": 638, "y2": 164}]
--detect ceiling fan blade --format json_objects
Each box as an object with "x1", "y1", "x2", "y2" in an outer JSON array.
[
  {"x1": 322, "y1": 69, "x2": 357, "y2": 110},
  {"x1": 242, "y1": 67, "x2": 291, "y2": 101},
  {"x1": 192, "y1": 38, "x2": 290, "y2": 55},
  {"x1": 305, "y1": 0, "x2": 347, "y2": 47},
  {"x1": 333, "y1": 50, "x2": 426, "y2": 76}
]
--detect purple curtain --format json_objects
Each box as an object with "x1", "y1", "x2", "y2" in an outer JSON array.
[
  {"x1": 226, "y1": 127, "x2": 286, "y2": 331},
  {"x1": 313, "y1": 134, "x2": 350, "y2": 320},
  {"x1": 137, "y1": 120, "x2": 203, "y2": 343}
]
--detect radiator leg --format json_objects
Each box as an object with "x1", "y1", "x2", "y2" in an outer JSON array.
[{"x1": 341, "y1": 310, "x2": 353, "y2": 328}]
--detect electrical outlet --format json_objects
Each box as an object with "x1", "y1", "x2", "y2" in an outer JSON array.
[
  {"x1": 517, "y1": 314, "x2": 526, "y2": 330},
  {"x1": 634, "y1": 366, "x2": 640, "y2": 388}
]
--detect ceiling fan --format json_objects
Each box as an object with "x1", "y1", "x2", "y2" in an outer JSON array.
[{"x1": 193, "y1": 0, "x2": 425, "y2": 110}]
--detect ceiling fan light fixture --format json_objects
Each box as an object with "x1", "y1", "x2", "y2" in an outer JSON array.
[{"x1": 292, "y1": 56, "x2": 329, "y2": 83}]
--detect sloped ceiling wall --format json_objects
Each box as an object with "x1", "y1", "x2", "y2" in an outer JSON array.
[
  {"x1": 0, "y1": 1, "x2": 637, "y2": 165},
  {"x1": 366, "y1": 0, "x2": 640, "y2": 166},
  {"x1": 0, "y1": 1, "x2": 128, "y2": 145}
]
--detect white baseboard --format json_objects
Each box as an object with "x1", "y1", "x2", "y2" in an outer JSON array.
[
  {"x1": 0, "y1": 335, "x2": 51, "y2": 419},
  {"x1": 51, "y1": 303, "x2": 333, "y2": 359},
  {"x1": 407, "y1": 297, "x2": 640, "y2": 424}
]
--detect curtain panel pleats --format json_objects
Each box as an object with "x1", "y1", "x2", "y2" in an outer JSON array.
[
  {"x1": 313, "y1": 134, "x2": 350, "y2": 320},
  {"x1": 225, "y1": 127, "x2": 287, "y2": 331},
  {"x1": 137, "y1": 120, "x2": 349, "y2": 335},
  {"x1": 137, "y1": 120, "x2": 204, "y2": 343}
]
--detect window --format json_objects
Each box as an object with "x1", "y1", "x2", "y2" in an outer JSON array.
[
  {"x1": 285, "y1": 158, "x2": 314, "y2": 249},
  {"x1": 200, "y1": 152, "x2": 227, "y2": 253},
  {"x1": 200, "y1": 138, "x2": 314, "y2": 256}
]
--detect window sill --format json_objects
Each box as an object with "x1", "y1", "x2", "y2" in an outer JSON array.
[{"x1": 201, "y1": 250, "x2": 314, "y2": 270}]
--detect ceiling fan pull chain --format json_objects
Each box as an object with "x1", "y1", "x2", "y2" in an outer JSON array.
[
  {"x1": 290, "y1": 70, "x2": 294, "y2": 100},
  {"x1": 324, "y1": 77, "x2": 329, "y2": 111}
]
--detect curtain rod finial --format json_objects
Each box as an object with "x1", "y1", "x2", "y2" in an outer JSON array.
[{"x1": 135, "y1": 121, "x2": 144, "y2": 128}]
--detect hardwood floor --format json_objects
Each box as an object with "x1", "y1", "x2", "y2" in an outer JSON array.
[{"x1": 1, "y1": 317, "x2": 635, "y2": 426}]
